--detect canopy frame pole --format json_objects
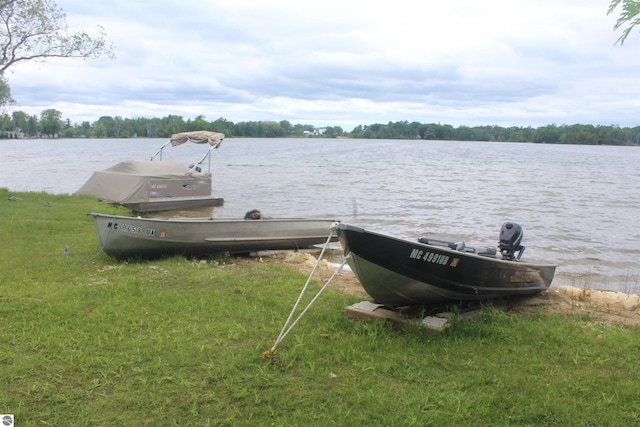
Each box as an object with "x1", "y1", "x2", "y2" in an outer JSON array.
[
  {"x1": 149, "y1": 141, "x2": 171, "y2": 161},
  {"x1": 188, "y1": 146, "x2": 215, "y2": 174}
]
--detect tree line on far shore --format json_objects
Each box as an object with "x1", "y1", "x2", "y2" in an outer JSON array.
[{"x1": 2, "y1": 109, "x2": 639, "y2": 146}]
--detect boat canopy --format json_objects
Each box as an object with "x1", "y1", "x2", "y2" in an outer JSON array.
[
  {"x1": 170, "y1": 131, "x2": 225, "y2": 147},
  {"x1": 75, "y1": 160, "x2": 210, "y2": 204},
  {"x1": 77, "y1": 131, "x2": 223, "y2": 207}
]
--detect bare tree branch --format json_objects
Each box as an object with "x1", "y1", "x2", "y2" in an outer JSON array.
[{"x1": 0, "y1": 0, "x2": 114, "y2": 78}]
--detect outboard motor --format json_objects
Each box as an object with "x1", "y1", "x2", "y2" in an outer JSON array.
[{"x1": 499, "y1": 222, "x2": 525, "y2": 261}]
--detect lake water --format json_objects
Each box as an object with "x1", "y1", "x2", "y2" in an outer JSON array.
[{"x1": 1, "y1": 137, "x2": 639, "y2": 293}]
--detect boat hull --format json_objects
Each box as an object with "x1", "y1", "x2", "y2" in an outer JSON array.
[
  {"x1": 337, "y1": 224, "x2": 556, "y2": 307},
  {"x1": 89, "y1": 212, "x2": 338, "y2": 258}
]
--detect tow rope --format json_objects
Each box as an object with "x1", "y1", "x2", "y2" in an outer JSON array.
[{"x1": 263, "y1": 223, "x2": 351, "y2": 359}]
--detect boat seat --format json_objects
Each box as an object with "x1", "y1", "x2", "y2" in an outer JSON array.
[
  {"x1": 418, "y1": 236, "x2": 497, "y2": 258},
  {"x1": 418, "y1": 237, "x2": 466, "y2": 251},
  {"x1": 461, "y1": 246, "x2": 498, "y2": 257},
  {"x1": 476, "y1": 247, "x2": 497, "y2": 258}
]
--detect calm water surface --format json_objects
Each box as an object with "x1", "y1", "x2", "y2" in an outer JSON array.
[{"x1": 1, "y1": 138, "x2": 639, "y2": 293}]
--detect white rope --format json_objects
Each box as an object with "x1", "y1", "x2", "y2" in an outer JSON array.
[
  {"x1": 267, "y1": 223, "x2": 350, "y2": 355},
  {"x1": 269, "y1": 255, "x2": 351, "y2": 354},
  {"x1": 271, "y1": 225, "x2": 336, "y2": 347}
]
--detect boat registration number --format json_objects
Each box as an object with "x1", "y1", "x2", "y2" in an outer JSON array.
[
  {"x1": 409, "y1": 248, "x2": 450, "y2": 265},
  {"x1": 113, "y1": 222, "x2": 157, "y2": 237}
]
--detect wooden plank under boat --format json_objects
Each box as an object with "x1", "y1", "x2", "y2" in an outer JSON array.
[
  {"x1": 89, "y1": 212, "x2": 339, "y2": 259},
  {"x1": 336, "y1": 223, "x2": 556, "y2": 307}
]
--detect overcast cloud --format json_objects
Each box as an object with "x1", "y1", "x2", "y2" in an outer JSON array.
[{"x1": 5, "y1": 0, "x2": 640, "y2": 131}]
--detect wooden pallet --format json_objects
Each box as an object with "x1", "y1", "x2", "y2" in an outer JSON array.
[{"x1": 344, "y1": 301, "x2": 451, "y2": 332}]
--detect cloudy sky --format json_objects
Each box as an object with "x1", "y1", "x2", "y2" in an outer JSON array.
[{"x1": 5, "y1": 0, "x2": 640, "y2": 131}]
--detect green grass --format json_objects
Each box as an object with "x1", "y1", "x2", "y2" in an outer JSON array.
[{"x1": 1, "y1": 188, "x2": 640, "y2": 426}]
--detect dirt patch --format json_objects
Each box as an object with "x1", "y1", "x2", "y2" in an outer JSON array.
[{"x1": 228, "y1": 252, "x2": 640, "y2": 328}]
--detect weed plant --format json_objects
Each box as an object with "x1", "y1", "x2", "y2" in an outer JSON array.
[{"x1": 1, "y1": 188, "x2": 639, "y2": 426}]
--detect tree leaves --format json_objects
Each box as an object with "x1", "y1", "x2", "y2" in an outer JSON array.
[{"x1": 608, "y1": 0, "x2": 640, "y2": 45}]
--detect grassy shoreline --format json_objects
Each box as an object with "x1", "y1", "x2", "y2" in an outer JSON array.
[{"x1": 2, "y1": 189, "x2": 639, "y2": 426}]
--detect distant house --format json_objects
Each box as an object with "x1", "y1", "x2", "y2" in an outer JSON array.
[
  {"x1": 1, "y1": 130, "x2": 26, "y2": 139},
  {"x1": 303, "y1": 128, "x2": 327, "y2": 137}
]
